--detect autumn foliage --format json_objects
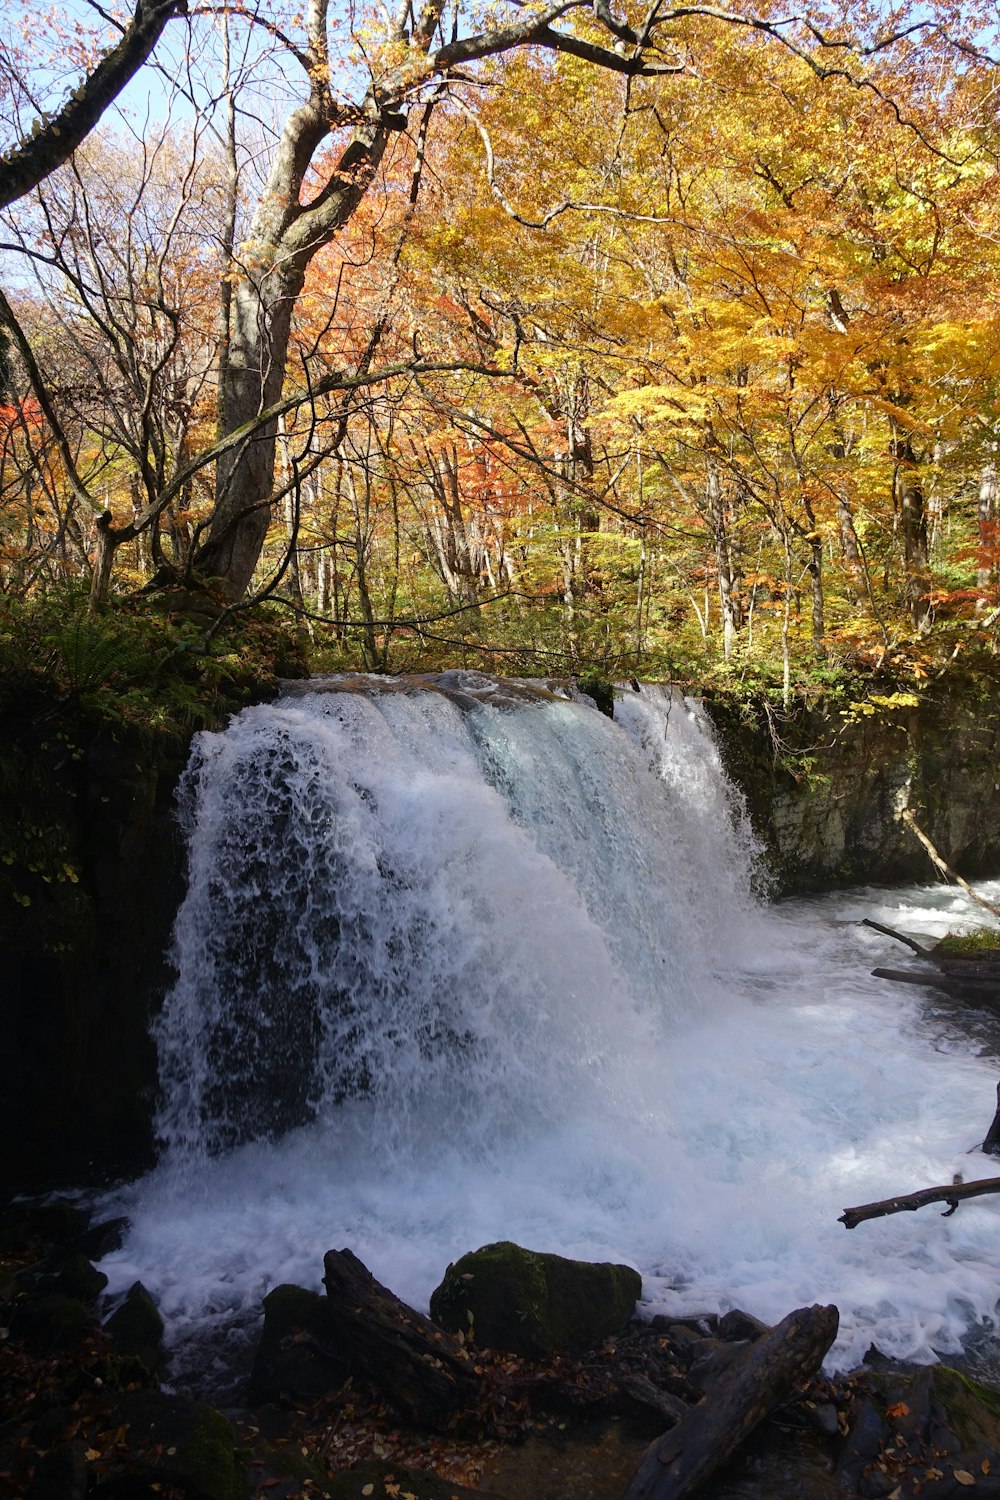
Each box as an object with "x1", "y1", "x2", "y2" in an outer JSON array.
[{"x1": 1, "y1": 0, "x2": 999, "y2": 690}]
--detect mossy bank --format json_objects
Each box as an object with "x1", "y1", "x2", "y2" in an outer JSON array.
[{"x1": 0, "y1": 595, "x2": 306, "y2": 1191}]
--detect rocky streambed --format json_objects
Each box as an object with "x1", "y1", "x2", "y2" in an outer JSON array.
[{"x1": 6, "y1": 1197, "x2": 1000, "y2": 1500}]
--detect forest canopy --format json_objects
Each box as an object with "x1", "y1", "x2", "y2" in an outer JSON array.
[{"x1": 1, "y1": 0, "x2": 999, "y2": 691}]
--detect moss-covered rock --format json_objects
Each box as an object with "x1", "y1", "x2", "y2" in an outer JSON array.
[
  {"x1": 576, "y1": 673, "x2": 616, "y2": 719},
  {"x1": 429, "y1": 1241, "x2": 641, "y2": 1359},
  {"x1": 704, "y1": 670, "x2": 1000, "y2": 893},
  {"x1": 103, "y1": 1280, "x2": 164, "y2": 1369},
  {"x1": 10, "y1": 1292, "x2": 94, "y2": 1351},
  {"x1": 250, "y1": 1282, "x2": 350, "y2": 1401},
  {"x1": 934, "y1": 928, "x2": 1000, "y2": 958},
  {"x1": 56, "y1": 1253, "x2": 109, "y2": 1302},
  {"x1": 929, "y1": 1367, "x2": 1000, "y2": 1452},
  {"x1": 111, "y1": 1392, "x2": 247, "y2": 1500}
]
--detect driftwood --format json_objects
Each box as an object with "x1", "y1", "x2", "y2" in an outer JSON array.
[
  {"x1": 839, "y1": 1176, "x2": 1000, "y2": 1229},
  {"x1": 622, "y1": 1304, "x2": 839, "y2": 1500},
  {"x1": 322, "y1": 1248, "x2": 477, "y2": 1425}
]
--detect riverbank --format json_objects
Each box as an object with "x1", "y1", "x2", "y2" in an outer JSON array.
[{"x1": 6, "y1": 1196, "x2": 1000, "y2": 1500}]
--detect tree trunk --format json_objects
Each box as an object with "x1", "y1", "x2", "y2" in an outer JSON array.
[
  {"x1": 978, "y1": 459, "x2": 998, "y2": 605},
  {"x1": 890, "y1": 422, "x2": 930, "y2": 628},
  {"x1": 707, "y1": 459, "x2": 740, "y2": 661}
]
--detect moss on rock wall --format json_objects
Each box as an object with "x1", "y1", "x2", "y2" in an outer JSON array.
[{"x1": 704, "y1": 667, "x2": 1000, "y2": 893}]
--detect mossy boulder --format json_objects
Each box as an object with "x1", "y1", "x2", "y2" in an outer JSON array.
[
  {"x1": 103, "y1": 1280, "x2": 164, "y2": 1370},
  {"x1": 429, "y1": 1241, "x2": 641, "y2": 1359},
  {"x1": 10, "y1": 1292, "x2": 94, "y2": 1351},
  {"x1": 576, "y1": 673, "x2": 616, "y2": 719},
  {"x1": 930, "y1": 1367, "x2": 1000, "y2": 1452},
  {"x1": 250, "y1": 1283, "x2": 351, "y2": 1401},
  {"x1": 112, "y1": 1392, "x2": 247, "y2": 1500},
  {"x1": 56, "y1": 1253, "x2": 108, "y2": 1302}
]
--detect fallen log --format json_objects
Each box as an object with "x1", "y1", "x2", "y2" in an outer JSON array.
[
  {"x1": 839, "y1": 1176, "x2": 1000, "y2": 1229},
  {"x1": 872, "y1": 966, "x2": 1000, "y2": 1000},
  {"x1": 322, "y1": 1249, "x2": 478, "y2": 1426},
  {"x1": 622, "y1": 1303, "x2": 839, "y2": 1500},
  {"x1": 862, "y1": 919, "x2": 936, "y2": 960}
]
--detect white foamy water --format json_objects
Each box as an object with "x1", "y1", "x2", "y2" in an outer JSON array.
[{"x1": 96, "y1": 677, "x2": 1000, "y2": 1383}]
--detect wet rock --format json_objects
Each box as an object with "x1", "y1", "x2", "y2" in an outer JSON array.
[
  {"x1": 250, "y1": 1283, "x2": 350, "y2": 1402},
  {"x1": 858, "y1": 1469, "x2": 898, "y2": 1498},
  {"x1": 810, "y1": 1400, "x2": 840, "y2": 1437},
  {"x1": 429, "y1": 1240, "x2": 641, "y2": 1359},
  {"x1": 26, "y1": 1198, "x2": 90, "y2": 1244},
  {"x1": 718, "y1": 1307, "x2": 771, "y2": 1343},
  {"x1": 103, "y1": 1280, "x2": 164, "y2": 1370},
  {"x1": 838, "y1": 1395, "x2": 888, "y2": 1488},
  {"x1": 67, "y1": 1216, "x2": 130, "y2": 1263}
]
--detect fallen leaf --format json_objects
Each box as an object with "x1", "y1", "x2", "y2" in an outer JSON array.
[
  {"x1": 954, "y1": 1472, "x2": 976, "y2": 1486},
  {"x1": 361, "y1": 1487, "x2": 374, "y2": 1497},
  {"x1": 886, "y1": 1403, "x2": 910, "y2": 1419}
]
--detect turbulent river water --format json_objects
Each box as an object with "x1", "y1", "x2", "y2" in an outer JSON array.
[{"x1": 95, "y1": 674, "x2": 1000, "y2": 1391}]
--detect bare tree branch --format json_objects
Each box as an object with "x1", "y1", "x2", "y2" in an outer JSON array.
[{"x1": 0, "y1": 0, "x2": 189, "y2": 212}]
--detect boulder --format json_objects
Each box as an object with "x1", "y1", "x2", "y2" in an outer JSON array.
[
  {"x1": 103, "y1": 1280, "x2": 164, "y2": 1370},
  {"x1": 250, "y1": 1283, "x2": 350, "y2": 1402},
  {"x1": 429, "y1": 1241, "x2": 641, "y2": 1359}
]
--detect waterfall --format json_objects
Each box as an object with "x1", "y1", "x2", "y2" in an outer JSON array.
[
  {"x1": 154, "y1": 675, "x2": 759, "y2": 1162},
  {"x1": 101, "y1": 674, "x2": 1000, "y2": 1382}
]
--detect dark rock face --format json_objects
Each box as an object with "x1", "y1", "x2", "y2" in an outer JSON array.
[
  {"x1": 429, "y1": 1240, "x2": 642, "y2": 1359},
  {"x1": 0, "y1": 714, "x2": 188, "y2": 1191},
  {"x1": 706, "y1": 677, "x2": 1000, "y2": 891}
]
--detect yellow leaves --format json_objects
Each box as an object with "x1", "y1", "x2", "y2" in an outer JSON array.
[{"x1": 861, "y1": 396, "x2": 934, "y2": 437}]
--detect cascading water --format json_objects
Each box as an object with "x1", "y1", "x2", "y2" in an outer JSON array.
[{"x1": 100, "y1": 674, "x2": 1000, "y2": 1386}]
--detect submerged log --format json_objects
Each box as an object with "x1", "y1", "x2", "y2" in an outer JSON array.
[
  {"x1": 321, "y1": 1249, "x2": 478, "y2": 1426},
  {"x1": 839, "y1": 1176, "x2": 1000, "y2": 1229},
  {"x1": 872, "y1": 966, "x2": 1000, "y2": 1000},
  {"x1": 622, "y1": 1303, "x2": 839, "y2": 1500}
]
